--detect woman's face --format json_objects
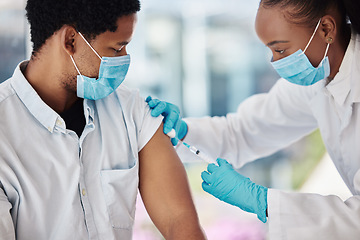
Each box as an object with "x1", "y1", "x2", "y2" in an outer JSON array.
[{"x1": 255, "y1": 5, "x2": 327, "y2": 67}]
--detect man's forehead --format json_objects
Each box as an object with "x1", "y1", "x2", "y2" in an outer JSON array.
[{"x1": 93, "y1": 14, "x2": 137, "y2": 43}]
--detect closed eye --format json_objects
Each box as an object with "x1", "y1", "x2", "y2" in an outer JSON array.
[
  {"x1": 275, "y1": 49, "x2": 285, "y2": 54},
  {"x1": 114, "y1": 46, "x2": 124, "y2": 53},
  {"x1": 111, "y1": 44, "x2": 126, "y2": 53}
]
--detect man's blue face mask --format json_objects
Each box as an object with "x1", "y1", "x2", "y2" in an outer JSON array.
[
  {"x1": 271, "y1": 19, "x2": 330, "y2": 86},
  {"x1": 70, "y1": 32, "x2": 130, "y2": 100}
]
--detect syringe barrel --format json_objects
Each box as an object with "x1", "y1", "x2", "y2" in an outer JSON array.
[
  {"x1": 189, "y1": 146, "x2": 198, "y2": 154},
  {"x1": 181, "y1": 141, "x2": 217, "y2": 164},
  {"x1": 197, "y1": 151, "x2": 216, "y2": 164}
]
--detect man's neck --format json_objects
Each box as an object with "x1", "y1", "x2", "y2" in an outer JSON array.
[{"x1": 22, "y1": 56, "x2": 79, "y2": 113}]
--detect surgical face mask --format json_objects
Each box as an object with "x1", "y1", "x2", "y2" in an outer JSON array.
[
  {"x1": 271, "y1": 19, "x2": 330, "y2": 86},
  {"x1": 70, "y1": 32, "x2": 130, "y2": 100}
]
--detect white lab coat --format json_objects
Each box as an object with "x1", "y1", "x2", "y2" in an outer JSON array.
[{"x1": 177, "y1": 33, "x2": 360, "y2": 239}]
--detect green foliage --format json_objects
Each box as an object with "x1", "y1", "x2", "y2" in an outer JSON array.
[{"x1": 291, "y1": 129, "x2": 326, "y2": 190}]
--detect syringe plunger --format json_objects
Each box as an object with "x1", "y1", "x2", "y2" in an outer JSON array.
[{"x1": 167, "y1": 129, "x2": 176, "y2": 139}]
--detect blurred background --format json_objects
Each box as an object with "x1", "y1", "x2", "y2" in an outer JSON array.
[{"x1": 0, "y1": 0, "x2": 352, "y2": 239}]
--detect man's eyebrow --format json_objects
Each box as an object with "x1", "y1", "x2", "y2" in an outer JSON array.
[
  {"x1": 266, "y1": 40, "x2": 289, "y2": 47},
  {"x1": 116, "y1": 41, "x2": 129, "y2": 46}
]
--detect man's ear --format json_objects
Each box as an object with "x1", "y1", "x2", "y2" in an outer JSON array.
[
  {"x1": 60, "y1": 26, "x2": 78, "y2": 56},
  {"x1": 320, "y1": 15, "x2": 336, "y2": 44}
]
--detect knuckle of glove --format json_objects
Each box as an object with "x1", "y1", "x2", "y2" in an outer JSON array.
[{"x1": 158, "y1": 102, "x2": 167, "y2": 112}]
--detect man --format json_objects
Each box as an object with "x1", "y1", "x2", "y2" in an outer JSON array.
[{"x1": 0, "y1": 0, "x2": 206, "y2": 239}]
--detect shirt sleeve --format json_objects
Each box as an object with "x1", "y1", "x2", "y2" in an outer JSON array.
[
  {"x1": 178, "y1": 78, "x2": 321, "y2": 167},
  {"x1": 0, "y1": 186, "x2": 15, "y2": 240},
  {"x1": 135, "y1": 92, "x2": 163, "y2": 152},
  {"x1": 113, "y1": 85, "x2": 163, "y2": 153}
]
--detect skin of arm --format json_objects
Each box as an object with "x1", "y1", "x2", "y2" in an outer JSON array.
[{"x1": 139, "y1": 123, "x2": 206, "y2": 240}]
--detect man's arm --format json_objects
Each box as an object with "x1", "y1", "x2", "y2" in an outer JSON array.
[{"x1": 138, "y1": 123, "x2": 206, "y2": 240}]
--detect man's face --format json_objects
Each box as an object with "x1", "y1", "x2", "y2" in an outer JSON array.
[{"x1": 66, "y1": 13, "x2": 137, "y2": 91}]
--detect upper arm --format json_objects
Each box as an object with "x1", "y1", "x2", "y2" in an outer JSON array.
[
  {"x1": 0, "y1": 186, "x2": 15, "y2": 240},
  {"x1": 138, "y1": 123, "x2": 205, "y2": 240}
]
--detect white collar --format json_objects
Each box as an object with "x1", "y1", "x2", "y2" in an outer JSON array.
[
  {"x1": 325, "y1": 31, "x2": 357, "y2": 106},
  {"x1": 10, "y1": 61, "x2": 59, "y2": 132},
  {"x1": 10, "y1": 61, "x2": 94, "y2": 132}
]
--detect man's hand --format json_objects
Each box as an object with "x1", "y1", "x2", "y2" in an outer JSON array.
[
  {"x1": 146, "y1": 96, "x2": 188, "y2": 145},
  {"x1": 201, "y1": 158, "x2": 268, "y2": 223}
]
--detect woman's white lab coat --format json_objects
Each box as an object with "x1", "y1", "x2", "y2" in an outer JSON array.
[{"x1": 177, "y1": 33, "x2": 360, "y2": 239}]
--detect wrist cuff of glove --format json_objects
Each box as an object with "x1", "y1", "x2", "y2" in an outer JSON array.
[{"x1": 256, "y1": 187, "x2": 268, "y2": 223}]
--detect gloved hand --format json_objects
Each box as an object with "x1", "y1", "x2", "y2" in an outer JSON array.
[
  {"x1": 201, "y1": 158, "x2": 268, "y2": 223},
  {"x1": 146, "y1": 96, "x2": 188, "y2": 145}
]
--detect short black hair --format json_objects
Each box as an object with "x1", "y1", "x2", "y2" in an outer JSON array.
[
  {"x1": 343, "y1": 0, "x2": 360, "y2": 34},
  {"x1": 25, "y1": 0, "x2": 141, "y2": 55},
  {"x1": 259, "y1": 0, "x2": 347, "y2": 29}
]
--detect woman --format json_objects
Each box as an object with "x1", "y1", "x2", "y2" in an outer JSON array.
[{"x1": 147, "y1": 0, "x2": 360, "y2": 239}]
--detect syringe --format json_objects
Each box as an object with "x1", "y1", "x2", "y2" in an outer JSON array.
[{"x1": 167, "y1": 129, "x2": 216, "y2": 164}]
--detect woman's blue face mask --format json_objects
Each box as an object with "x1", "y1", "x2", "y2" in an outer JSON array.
[
  {"x1": 70, "y1": 32, "x2": 130, "y2": 100},
  {"x1": 271, "y1": 19, "x2": 330, "y2": 86}
]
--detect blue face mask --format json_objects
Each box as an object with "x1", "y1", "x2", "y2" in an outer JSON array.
[
  {"x1": 70, "y1": 32, "x2": 130, "y2": 100},
  {"x1": 271, "y1": 19, "x2": 330, "y2": 86}
]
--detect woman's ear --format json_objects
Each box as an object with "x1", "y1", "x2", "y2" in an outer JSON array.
[
  {"x1": 320, "y1": 15, "x2": 336, "y2": 44},
  {"x1": 60, "y1": 26, "x2": 78, "y2": 56}
]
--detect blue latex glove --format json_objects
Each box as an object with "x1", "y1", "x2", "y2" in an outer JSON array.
[
  {"x1": 146, "y1": 96, "x2": 188, "y2": 145},
  {"x1": 201, "y1": 158, "x2": 268, "y2": 223}
]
